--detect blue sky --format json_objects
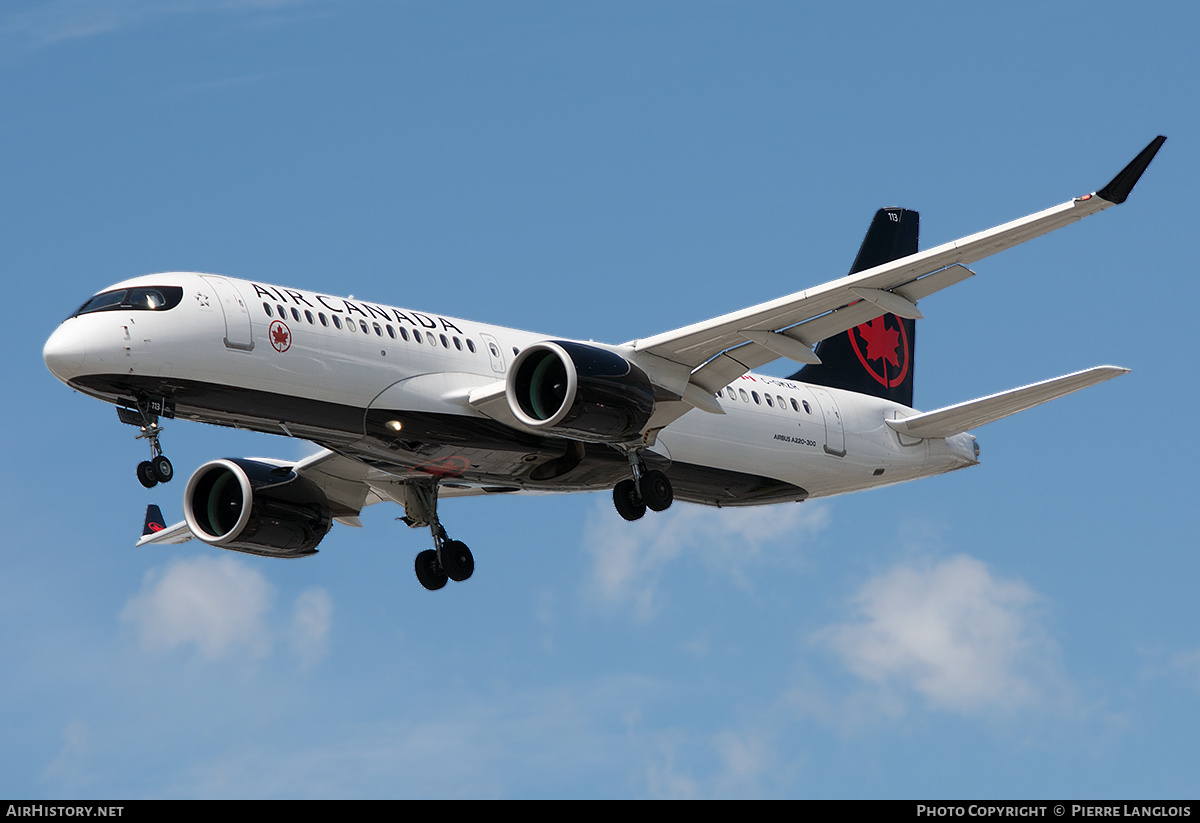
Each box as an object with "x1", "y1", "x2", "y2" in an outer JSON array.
[{"x1": 3, "y1": 0, "x2": 1197, "y2": 799}]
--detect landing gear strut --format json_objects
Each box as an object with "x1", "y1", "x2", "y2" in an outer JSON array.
[
  {"x1": 119, "y1": 398, "x2": 174, "y2": 488},
  {"x1": 612, "y1": 451, "x2": 673, "y2": 522},
  {"x1": 402, "y1": 479, "x2": 474, "y2": 591}
]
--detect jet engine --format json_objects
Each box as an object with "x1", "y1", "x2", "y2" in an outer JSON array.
[
  {"x1": 505, "y1": 341, "x2": 655, "y2": 443},
  {"x1": 183, "y1": 458, "x2": 331, "y2": 558}
]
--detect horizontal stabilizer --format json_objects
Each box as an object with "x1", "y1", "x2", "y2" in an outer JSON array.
[
  {"x1": 886, "y1": 366, "x2": 1129, "y2": 439},
  {"x1": 137, "y1": 514, "x2": 194, "y2": 546}
]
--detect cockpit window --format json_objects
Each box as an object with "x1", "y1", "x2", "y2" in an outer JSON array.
[{"x1": 73, "y1": 286, "x2": 184, "y2": 317}]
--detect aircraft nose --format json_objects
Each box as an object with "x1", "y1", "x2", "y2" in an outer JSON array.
[{"x1": 44, "y1": 321, "x2": 88, "y2": 381}]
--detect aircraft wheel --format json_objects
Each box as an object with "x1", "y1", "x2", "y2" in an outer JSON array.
[
  {"x1": 613, "y1": 479, "x2": 646, "y2": 521},
  {"x1": 415, "y1": 549, "x2": 448, "y2": 591},
  {"x1": 640, "y1": 470, "x2": 673, "y2": 512},
  {"x1": 441, "y1": 540, "x2": 474, "y2": 582},
  {"x1": 137, "y1": 461, "x2": 158, "y2": 489},
  {"x1": 151, "y1": 455, "x2": 174, "y2": 484}
]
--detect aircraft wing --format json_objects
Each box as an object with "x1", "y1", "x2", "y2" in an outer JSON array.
[
  {"x1": 135, "y1": 449, "x2": 522, "y2": 547},
  {"x1": 632, "y1": 137, "x2": 1165, "y2": 402}
]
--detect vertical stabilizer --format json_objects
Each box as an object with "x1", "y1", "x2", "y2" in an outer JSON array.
[
  {"x1": 790, "y1": 208, "x2": 919, "y2": 407},
  {"x1": 142, "y1": 504, "x2": 166, "y2": 536}
]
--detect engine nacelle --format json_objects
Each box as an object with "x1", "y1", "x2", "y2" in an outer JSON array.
[
  {"x1": 505, "y1": 340, "x2": 655, "y2": 443},
  {"x1": 183, "y1": 458, "x2": 332, "y2": 558}
]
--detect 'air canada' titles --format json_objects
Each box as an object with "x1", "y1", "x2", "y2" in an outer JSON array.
[{"x1": 250, "y1": 283, "x2": 464, "y2": 335}]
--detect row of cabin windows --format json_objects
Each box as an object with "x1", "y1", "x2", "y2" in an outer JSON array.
[
  {"x1": 262, "y1": 302, "x2": 477, "y2": 354},
  {"x1": 721, "y1": 385, "x2": 812, "y2": 415}
]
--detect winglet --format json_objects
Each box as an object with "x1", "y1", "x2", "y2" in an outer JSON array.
[
  {"x1": 142, "y1": 504, "x2": 166, "y2": 536},
  {"x1": 1096, "y1": 135, "x2": 1166, "y2": 204}
]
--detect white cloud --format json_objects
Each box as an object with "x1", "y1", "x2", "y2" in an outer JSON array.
[
  {"x1": 121, "y1": 555, "x2": 274, "y2": 660},
  {"x1": 711, "y1": 729, "x2": 774, "y2": 794},
  {"x1": 583, "y1": 499, "x2": 830, "y2": 621},
  {"x1": 43, "y1": 720, "x2": 92, "y2": 787},
  {"x1": 289, "y1": 587, "x2": 332, "y2": 669},
  {"x1": 817, "y1": 555, "x2": 1065, "y2": 715},
  {"x1": 121, "y1": 555, "x2": 335, "y2": 667}
]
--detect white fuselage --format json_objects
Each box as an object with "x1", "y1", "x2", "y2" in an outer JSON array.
[{"x1": 44, "y1": 272, "x2": 979, "y2": 506}]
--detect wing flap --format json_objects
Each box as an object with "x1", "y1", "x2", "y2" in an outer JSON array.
[{"x1": 885, "y1": 366, "x2": 1129, "y2": 439}]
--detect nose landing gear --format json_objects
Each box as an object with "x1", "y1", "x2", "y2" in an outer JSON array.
[{"x1": 118, "y1": 398, "x2": 174, "y2": 488}]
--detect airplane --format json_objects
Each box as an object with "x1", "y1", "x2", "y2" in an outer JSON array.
[{"x1": 44, "y1": 136, "x2": 1165, "y2": 591}]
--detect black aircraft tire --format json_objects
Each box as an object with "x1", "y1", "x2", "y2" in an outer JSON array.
[
  {"x1": 640, "y1": 470, "x2": 674, "y2": 512},
  {"x1": 151, "y1": 455, "x2": 174, "y2": 484},
  {"x1": 137, "y1": 461, "x2": 158, "y2": 489},
  {"x1": 415, "y1": 549, "x2": 448, "y2": 591},
  {"x1": 613, "y1": 479, "x2": 646, "y2": 521},
  {"x1": 441, "y1": 540, "x2": 474, "y2": 582}
]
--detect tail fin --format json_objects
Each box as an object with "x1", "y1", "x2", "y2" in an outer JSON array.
[
  {"x1": 142, "y1": 504, "x2": 166, "y2": 536},
  {"x1": 789, "y1": 207, "x2": 919, "y2": 407}
]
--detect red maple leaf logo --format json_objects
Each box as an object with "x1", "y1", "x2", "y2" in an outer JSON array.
[
  {"x1": 856, "y1": 317, "x2": 900, "y2": 367},
  {"x1": 269, "y1": 321, "x2": 291, "y2": 352}
]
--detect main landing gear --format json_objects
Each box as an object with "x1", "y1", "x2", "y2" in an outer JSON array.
[
  {"x1": 403, "y1": 479, "x2": 474, "y2": 591},
  {"x1": 118, "y1": 399, "x2": 174, "y2": 488},
  {"x1": 612, "y1": 453, "x2": 673, "y2": 522}
]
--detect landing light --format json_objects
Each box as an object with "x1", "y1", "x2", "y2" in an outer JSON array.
[{"x1": 386, "y1": 420, "x2": 403, "y2": 432}]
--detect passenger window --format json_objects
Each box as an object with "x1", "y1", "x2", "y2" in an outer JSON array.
[
  {"x1": 332, "y1": 315, "x2": 342, "y2": 330},
  {"x1": 305, "y1": 310, "x2": 314, "y2": 324},
  {"x1": 291, "y1": 308, "x2": 301, "y2": 322},
  {"x1": 739, "y1": 389, "x2": 749, "y2": 402},
  {"x1": 466, "y1": 339, "x2": 476, "y2": 353},
  {"x1": 263, "y1": 303, "x2": 273, "y2": 317},
  {"x1": 373, "y1": 322, "x2": 382, "y2": 336},
  {"x1": 319, "y1": 313, "x2": 328, "y2": 327},
  {"x1": 359, "y1": 320, "x2": 369, "y2": 333}
]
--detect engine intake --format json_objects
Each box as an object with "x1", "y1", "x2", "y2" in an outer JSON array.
[
  {"x1": 183, "y1": 459, "x2": 331, "y2": 558},
  {"x1": 506, "y1": 341, "x2": 655, "y2": 442}
]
